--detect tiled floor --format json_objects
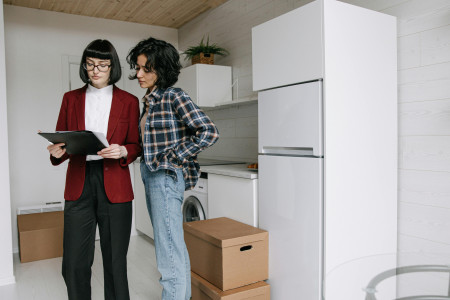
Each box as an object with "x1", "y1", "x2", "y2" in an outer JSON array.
[{"x1": 0, "y1": 235, "x2": 162, "y2": 300}]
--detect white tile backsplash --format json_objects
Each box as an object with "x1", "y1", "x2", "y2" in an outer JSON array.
[
  {"x1": 200, "y1": 102, "x2": 258, "y2": 161},
  {"x1": 235, "y1": 117, "x2": 258, "y2": 138},
  {"x1": 212, "y1": 119, "x2": 236, "y2": 138},
  {"x1": 200, "y1": 135, "x2": 258, "y2": 162}
]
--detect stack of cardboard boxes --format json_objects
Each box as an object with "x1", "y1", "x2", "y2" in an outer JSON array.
[{"x1": 184, "y1": 217, "x2": 270, "y2": 300}]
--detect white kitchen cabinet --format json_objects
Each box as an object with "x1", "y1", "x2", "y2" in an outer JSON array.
[
  {"x1": 175, "y1": 64, "x2": 232, "y2": 107},
  {"x1": 133, "y1": 162, "x2": 154, "y2": 239},
  {"x1": 208, "y1": 173, "x2": 258, "y2": 227}
]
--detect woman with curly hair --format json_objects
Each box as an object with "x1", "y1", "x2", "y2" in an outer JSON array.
[{"x1": 127, "y1": 37, "x2": 219, "y2": 300}]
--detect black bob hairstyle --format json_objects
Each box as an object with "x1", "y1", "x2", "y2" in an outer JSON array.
[
  {"x1": 79, "y1": 39, "x2": 122, "y2": 85},
  {"x1": 126, "y1": 37, "x2": 181, "y2": 89}
]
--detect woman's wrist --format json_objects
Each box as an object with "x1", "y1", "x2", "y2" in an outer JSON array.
[{"x1": 120, "y1": 146, "x2": 128, "y2": 159}]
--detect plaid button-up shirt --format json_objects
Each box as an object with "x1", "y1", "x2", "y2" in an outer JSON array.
[{"x1": 139, "y1": 86, "x2": 219, "y2": 190}]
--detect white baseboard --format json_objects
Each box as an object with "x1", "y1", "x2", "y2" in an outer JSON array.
[{"x1": 0, "y1": 276, "x2": 16, "y2": 286}]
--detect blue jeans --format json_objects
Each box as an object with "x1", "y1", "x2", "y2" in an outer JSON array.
[{"x1": 140, "y1": 161, "x2": 191, "y2": 300}]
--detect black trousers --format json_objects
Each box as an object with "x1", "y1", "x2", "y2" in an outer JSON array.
[{"x1": 62, "y1": 160, "x2": 132, "y2": 300}]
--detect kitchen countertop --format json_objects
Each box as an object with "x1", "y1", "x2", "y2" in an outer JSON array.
[
  {"x1": 133, "y1": 159, "x2": 258, "y2": 179},
  {"x1": 200, "y1": 164, "x2": 258, "y2": 179}
]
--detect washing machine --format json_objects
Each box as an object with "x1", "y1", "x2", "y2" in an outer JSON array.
[
  {"x1": 182, "y1": 174, "x2": 208, "y2": 222},
  {"x1": 182, "y1": 159, "x2": 246, "y2": 223}
]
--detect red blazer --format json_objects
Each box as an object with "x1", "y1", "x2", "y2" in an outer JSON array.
[{"x1": 51, "y1": 85, "x2": 141, "y2": 203}]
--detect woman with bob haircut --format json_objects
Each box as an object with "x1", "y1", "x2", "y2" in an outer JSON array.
[
  {"x1": 127, "y1": 37, "x2": 219, "y2": 300},
  {"x1": 47, "y1": 39, "x2": 141, "y2": 300}
]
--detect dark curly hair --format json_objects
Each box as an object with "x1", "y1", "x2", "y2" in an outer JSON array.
[
  {"x1": 79, "y1": 39, "x2": 122, "y2": 84},
  {"x1": 126, "y1": 37, "x2": 181, "y2": 89}
]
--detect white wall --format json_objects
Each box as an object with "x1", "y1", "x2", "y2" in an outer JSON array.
[
  {"x1": 389, "y1": 0, "x2": 450, "y2": 295},
  {"x1": 0, "y1": 3, "x2": 15, "y2": 286},
  {"x1": 4, "y1": 5, "x2": 178, "y2": 252},
  {"x1": 179, "y1": 0, "x2": 450, "y2": 295}
]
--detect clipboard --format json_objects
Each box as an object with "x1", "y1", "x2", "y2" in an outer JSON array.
[{"x1": 38, "y1": 131, "x2": 109, "y2": 155}]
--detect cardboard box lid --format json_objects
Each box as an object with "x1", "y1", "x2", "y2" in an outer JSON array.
[
  {"x1": 17, "y1": 211, "x2": 63, "y2": 232},
  {"x1": 183, "y1": 217, "x2": 268, "y2": 248},
  {"x1": 192, "y1": 272, "x2": 269, "y2": 300}
]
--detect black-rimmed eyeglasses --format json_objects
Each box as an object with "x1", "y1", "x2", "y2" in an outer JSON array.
[{"x1": 83, "y1": 62, "x2": 111, "y2": 72}]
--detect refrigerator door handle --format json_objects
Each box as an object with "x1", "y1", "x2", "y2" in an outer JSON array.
[{"x1": 261, "y1": 146, "x2": 320, "y2": 157}]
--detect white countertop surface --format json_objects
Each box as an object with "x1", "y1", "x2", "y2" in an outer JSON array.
[
  {"x1": 133, "y1": 160, "x2": 258, "y2": 179},
  {"x1": 200, "y1": 164, "x2": 258, "y2": 179}
]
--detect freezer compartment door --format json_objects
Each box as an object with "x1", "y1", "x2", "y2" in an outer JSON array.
[
  {"x1": 259, "y1": 155, "x2": 323, "y2": 300},
  {"x1": 252, "y1": 0, "x2": 323, "y2": 91},
  {"x1": 258, "y1": 81, "x2": 323, "y2": 157}
]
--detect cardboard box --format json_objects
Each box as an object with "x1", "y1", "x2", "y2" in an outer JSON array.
[
  {"x1": 17, "y1": 211, "x2": 64, "y2": 263},
  {"x1": 191, "y1": 272, "x2": 270, "y2": 300},
  {"x1": 184, "y1": 217, "x2": 268, "y2": 291}
]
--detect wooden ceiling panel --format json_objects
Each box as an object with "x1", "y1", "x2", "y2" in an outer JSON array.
[{"x1": 3, "y1": 0, "x2": 229, "y2": 28}]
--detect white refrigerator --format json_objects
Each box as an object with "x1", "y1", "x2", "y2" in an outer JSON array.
[
  {"x1": 258, "y1": 81, "x2": 324, "y2": 299},
  {"x1": 254, "y1": 0, "x2": 397, "y2": 299}
]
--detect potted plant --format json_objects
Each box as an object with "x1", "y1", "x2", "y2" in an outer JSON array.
[{"x1": 183, "y1": 36, "x2": 229, "y2": 65}]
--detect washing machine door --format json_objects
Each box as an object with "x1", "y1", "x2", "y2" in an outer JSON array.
[{"x1": 182, "y1": 196, "x2": 206, "y2": 222}]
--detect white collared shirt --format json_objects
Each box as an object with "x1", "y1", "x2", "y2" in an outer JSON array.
[{"x1": 85, "y1": 84, "x2": 113, "y2": 161}]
